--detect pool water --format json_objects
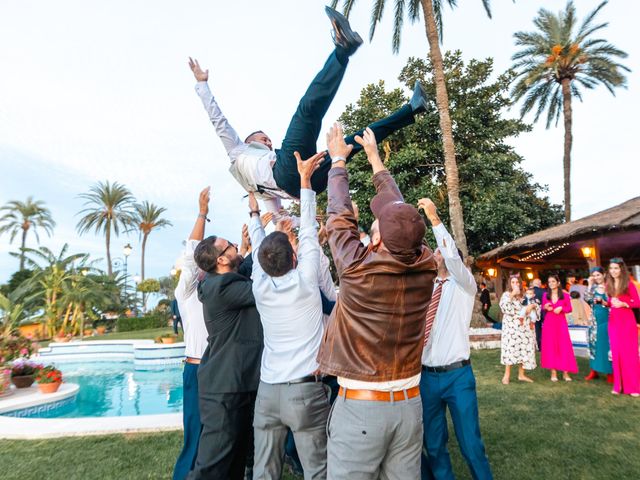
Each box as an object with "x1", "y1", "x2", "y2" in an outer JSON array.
[{"x1": 28, "y1": 361, "x2": 183, "y2": 418}]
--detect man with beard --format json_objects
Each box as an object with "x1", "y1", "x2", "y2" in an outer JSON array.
[{"x1": 189, "y1": 226, "x2": 263, "y2": 480}]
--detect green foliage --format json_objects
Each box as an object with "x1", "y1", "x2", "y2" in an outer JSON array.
[
  {"x1": 511, "y1": 1, "x2": 629, "y2": 128},
  {"x1": 333, "y1": 52, "x2": 563, "y2": 256},
  {"x1": 0, "y1": 269, "x2": 35, "y2": 297},
  {"x1": 136, "y1": 278, "x2": 161, "y2": 293},
  {"x1": 116, "y1": 314, "x2": 168, "y2": 332}
]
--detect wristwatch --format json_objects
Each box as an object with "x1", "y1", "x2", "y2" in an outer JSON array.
[{"x1": 331, "y1": 155, "x2": 346, "y2": 164}]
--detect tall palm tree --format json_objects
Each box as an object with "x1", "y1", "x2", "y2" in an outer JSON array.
[
  {"x1": 331, "y1": 0, "x2": 493, "y2": 257},
  {"x1": 511, "y1": 1, "x2": 628, "y2": 221},
  {"x1": 76, "y1": 181, "x2": 136, "y2": 275},
  {"x1": 133, "y1": 201, "x2": 172, "y2": 281},
  {"x1": 0, "y1": 197, "x2": 55, "y2": 270}
]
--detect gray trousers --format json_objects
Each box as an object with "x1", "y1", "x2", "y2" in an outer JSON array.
[
  {"x1": 327, "y1": 394, "x2": 423, "y2": 480},
  {"x1": 253, "y1": 380, "x2": 331, "y2": 479}
]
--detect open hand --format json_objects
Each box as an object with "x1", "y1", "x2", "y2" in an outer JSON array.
[
  {"x1": 354, "y1": 127, "x2": 379, "y2": 161},
  {"x1": 188, "y1": 57, "x2": 209, "y2": 82},
  {"x1": 553, "y1": 306, "x2": 562, "y2": 315},
  {"x1": 294, "y1": 151, "x2": 325, "y2": 188},
  {"x1": 260, "y1": 212, "x2": 274, "y2": 228},
  {"x1": 326, "y1": 122, "x2": 353, "y2": 162},
  {"x1": 240, "y1": 224, "x2": 251, "y2": 255},
  {"x1": 199, "y1": 186, "x2": 211, "y2": 215}
]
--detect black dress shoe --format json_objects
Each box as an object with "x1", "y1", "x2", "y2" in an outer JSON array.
[
  {"x1": 410, "y1": 80, "x2": 429, "y2": 114},
  {"x1": 325, "y1": 5, "x2": 363, "y2": 55}
]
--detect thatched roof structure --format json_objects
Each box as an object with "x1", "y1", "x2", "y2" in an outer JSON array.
[{"x1": 477, "y1": 196, "x2": 640, "y2": 268}]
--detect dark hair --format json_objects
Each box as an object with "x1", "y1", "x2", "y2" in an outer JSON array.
[
  {"x1": 258, "y1": 232, "x2": 294, "y2": 277},
  {"x1": 546, "y1": 274, "x2": 564, "y2": 300},
  {"x1": 244, "y1": 130, "x2": 265, "y2": 143},
  {"x1": 480, "y1": 282, "x2": 486, "y2": 288},
  {"x1": 194, "y1": 236, "x2": 221, "y2": 273},
  {"x1": 606, "y1": 257, "x2": 630, "y2": 298}
]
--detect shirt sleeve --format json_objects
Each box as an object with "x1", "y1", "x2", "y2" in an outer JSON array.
[
  {"x1": 296, "y1": 189, "x2": 320, "y2": 287},
  {"x1": 326, "y1": 168, "x2": 366, "y2": 276},
  {"x1": 194, "y1": 81, "x2": 244, "y2": 157},
  {"x1": 432, "y1": 223, "x2": 476, "y2": 295},
  {"x1": 174, "y1": 240, "x2": 200, "y2": 306},
  {"x1": 263, "y1": 197, "x2": 300, "y2": 228},
  {"x1": 318, "y1": 250, "x2": 337, "y2": 302},
  {"x1": 249, "y1": 214, "x2": 266, "y2": 278}
]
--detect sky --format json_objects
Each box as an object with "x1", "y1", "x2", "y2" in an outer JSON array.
[{"x1": 0, "y1": 0, "x2": 638, "y2": 283}]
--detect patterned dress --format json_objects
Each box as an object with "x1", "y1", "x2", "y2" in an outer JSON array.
[
  {"x1": 584, "y1": 285, "x2": 612, "y2": 374},
  {"x1": 500, "y1": 292, "x2": 537, "y2": 370}
]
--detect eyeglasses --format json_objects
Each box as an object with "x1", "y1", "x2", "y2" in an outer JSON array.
[{"x1": 218, "y1": 241, "x2": 238, "y2": 259}]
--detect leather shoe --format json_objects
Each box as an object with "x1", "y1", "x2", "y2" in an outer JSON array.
[
  {"x1": 326, "y1": 6, "x2": 363, "y2": 55},
  {"x1": 410, "y1": 80, "x2": 429, "y2": 114}
]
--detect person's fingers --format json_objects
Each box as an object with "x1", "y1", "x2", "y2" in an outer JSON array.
[
  {"x1": 346, "y1": 144, "x2": 354, "y2": 156},
  {"x1": 354, "y1": 135, "x2": 364, "y2": 146}
]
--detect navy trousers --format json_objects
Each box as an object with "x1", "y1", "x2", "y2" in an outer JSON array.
[
  {"x1": 273, "y1": 50, "x2": 416, "y2": 199},
  {"x1": 173, "y1": 362, "x2": 202, "y2": 480},
  {"x1": 420, "y1": 365, "x2": 493, "y2": 480}
]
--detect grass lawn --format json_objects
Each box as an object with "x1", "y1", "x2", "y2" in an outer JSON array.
[
  {"x1": 84, "y1": 327, "x2": 183, "y2": 342},
  {"x1": 2, "y1": 349, "x2": 639, "y2": 479}
]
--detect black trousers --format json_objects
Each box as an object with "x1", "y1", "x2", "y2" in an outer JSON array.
[
  {"x1": 188, "y1": 391, "x2": 256, "y2": 480},
  {"x1": 273, "y1": 50, "x2": 416, "y2": 199},
  {"x1": 481, "y1": 307, "x2": 493, "y2": 323}
]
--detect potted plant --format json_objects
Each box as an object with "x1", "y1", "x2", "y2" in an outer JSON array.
[
  {"x1": 10, "y1": 358, "x2": 42, "y2": 388},
  {"x1": 36, "y1": 365, "x2": 63, "y2": 394},
  {"x1": 96, "y1": 325, "x2": 107, "y2": 335}
]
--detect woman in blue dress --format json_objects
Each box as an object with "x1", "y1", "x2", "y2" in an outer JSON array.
[{"x1": 583, "y1": 266, "x2": 613, "y2": 382}]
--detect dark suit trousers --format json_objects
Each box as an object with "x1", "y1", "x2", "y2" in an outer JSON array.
[
  {"x1": 272, "y1": 50, "x2": 416, "y2": 199},
  {"x1": 188, "y1": 391, "x2": 256, "y2": 480}
]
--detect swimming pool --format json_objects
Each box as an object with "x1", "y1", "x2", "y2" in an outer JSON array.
[{"x1": 25, "y1": 361, "x2": 183, "y2": 418}]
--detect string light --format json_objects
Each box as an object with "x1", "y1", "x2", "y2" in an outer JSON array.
[{"x1": 520, "y1": 243, "x2": 569, "y2": 262}]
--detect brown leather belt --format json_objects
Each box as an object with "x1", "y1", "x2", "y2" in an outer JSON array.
[
  {"x1": 338, "y1": 386, "x2": 420, "y2": 402},
  {"x1": 185, "y1": 357, "x2": 201, "y2": 365}
]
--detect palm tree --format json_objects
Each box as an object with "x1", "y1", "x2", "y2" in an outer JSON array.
[
  {"x1": 511, "y1": 1, "x2": 628, "y2": 221},
  {"x1": 133, "y1": 201, "x2": 172, "y2": 281},
  {"x1": 0, "y1": 197, "x2": 55, "y2": 270},
  {"x1": 331, "y1": 0, "x2": 493, "y2": 257},
  {"x1": 76, "y1": 181, "x2": 136, "y2": 275}
]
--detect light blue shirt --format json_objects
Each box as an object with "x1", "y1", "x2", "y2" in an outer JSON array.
[{"x1": 249, "y1": 189, "x2": 324, "y2": 383}]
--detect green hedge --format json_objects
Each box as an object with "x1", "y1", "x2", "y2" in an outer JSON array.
[{"x1": 116, "y1": 314, "x2": 169, "y2": 332}]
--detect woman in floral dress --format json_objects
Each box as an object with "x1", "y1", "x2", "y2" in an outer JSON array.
[
  {"x1": 583, "y1": 266, "x2": 613, "y2": 382},
  {"x1": 500, "y1": 275, "x2": 536, "y2": 384}
]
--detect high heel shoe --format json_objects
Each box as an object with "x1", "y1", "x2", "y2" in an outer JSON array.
[{"x1": 584, "y1": 370, "x2": 598, "y2": 381}]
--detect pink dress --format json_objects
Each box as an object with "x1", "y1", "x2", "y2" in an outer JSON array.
[
  {"x1": 608, "y1": 284, "x2": 640, "y2": 394},
  {"x1": 541, "y1": 292, "x2": 578, "y2": 373}
]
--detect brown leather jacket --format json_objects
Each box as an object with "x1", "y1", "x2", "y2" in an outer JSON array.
[{"x1": 317, "y1": 168, "x2": 436, "y2": 382}]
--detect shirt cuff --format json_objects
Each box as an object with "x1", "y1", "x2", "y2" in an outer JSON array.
[{"x1": 300, "y1": 188, "x2": 316, "y2": 202}]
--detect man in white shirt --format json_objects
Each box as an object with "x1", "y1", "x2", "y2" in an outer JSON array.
[
  {"x1": 173, "y1": 187, "x2": 211, "y2": 480},
  {"x1": 247, "y1": 151, "x2": 331, "y2": 479},
  {"x1": 188, "y1": 7, "x2": 429, "y2": 219},
  {"x1": 418, "y1": 198, "x2": 493, "y2": 480}
]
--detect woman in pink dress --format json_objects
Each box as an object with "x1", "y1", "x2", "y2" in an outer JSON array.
[
  {"x1": 606, "y1": 258, "x2": 640, "y2": 397},
  {"x1": 541, "y1": 274, "x2": 578, "y2": 381}
]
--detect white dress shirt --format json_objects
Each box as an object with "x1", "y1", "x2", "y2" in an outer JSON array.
[
  {"x1": 174, "y1": 240, "x2": 209, "y2": 359},
  {"x1": 195, "y1": 81, "x2": 295, "y2": 219},
  {"x1": 249, "y1": 188, "x2": 325, "y2": 383},
  {"x1": 422, "y1": 223, "x2": 477, "y2": 368}
]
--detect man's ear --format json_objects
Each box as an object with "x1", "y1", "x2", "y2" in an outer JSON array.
[{"x1": 217, "y1": 255, "x2": 229, "y2": 267}]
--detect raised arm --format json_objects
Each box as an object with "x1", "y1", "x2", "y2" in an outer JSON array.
[
  {"x1": 294, "y1": 151, "x2": 324, "y2": 285},
  {"x1": 418, "y1": 198, "x2": 476, "y2": 295},
  {"x1": 189, "y1": 57, "x2": 244, "y2": 156},
  {"x1": 325, "y1": 123, "x2": 365, "y2": 275},
  {"x1": 176, "y1": 186, "x2": 211, "y2": 302}
]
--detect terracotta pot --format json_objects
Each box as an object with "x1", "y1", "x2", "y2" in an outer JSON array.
[
  {"x1": 83, "y1": 329, "x2": 93, "y2": 336},
  {"x1": 161, "y1": 337, "x2": 176, "y2": 344},
  {"x1": 11, "y1": 374, "x2": 35, "y2": 389},
  {"x1": 56, "y1": 336, "x2": 71, "y2": 343},
  {"x1": 38, "y1": 382, "x2": 62, "y2": 394},
  {"x1": 96, "y1": 326, "x2": 107, "y2": 335}
]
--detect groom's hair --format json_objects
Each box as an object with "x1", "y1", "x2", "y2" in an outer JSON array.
[{"x1": 245, "y1": 130, "x2": 266, "y2": 143}]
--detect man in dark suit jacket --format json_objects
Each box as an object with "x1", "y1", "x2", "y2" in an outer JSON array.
[{"x1": 188, "y1": 235, "x2": 263, "y2": 480}]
